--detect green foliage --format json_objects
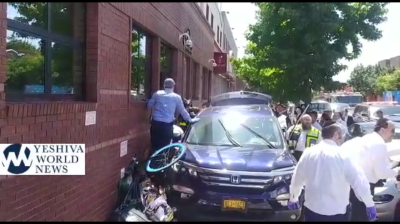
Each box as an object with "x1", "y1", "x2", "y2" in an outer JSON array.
[
  {"x1": 376, "y1": 69, "x2": 400, "y2": 92},
  {"x1": 324, "y1": 80, "x2": 347, "y2": 92},
  {"x1": 347, "y1": 64, "x2": 393, "y2": 96},
  {"x1": 232, "y1": 3, "x2": 388, "y2": 103},
  {"x1": 6, "y1": 3, "x2": 83, "y2": 95}
]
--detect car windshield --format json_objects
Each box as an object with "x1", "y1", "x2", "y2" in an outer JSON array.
[
  {"x1": 186, "y1": 113, "x2": 284, "y2": 148},
  {"x1": 336, "y1": 96, "x2": 363, "y2": 104},
  {"x1": 309, "y1": 103, "x2": 332, "y2": 113}
]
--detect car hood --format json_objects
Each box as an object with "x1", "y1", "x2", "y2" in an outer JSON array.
[
  {"x1": 181, "y1": 144, "x2": 296, "y2": 172},
  {"x1": 384, "y1": 114, "x2": 400, "y2": 122}
]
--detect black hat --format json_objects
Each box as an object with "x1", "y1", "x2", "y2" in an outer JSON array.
[{"x1": 374, "y1": 118, "x2": 389, "y2": 132}]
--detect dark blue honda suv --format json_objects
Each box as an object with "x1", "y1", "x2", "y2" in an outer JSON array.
[{"x1": 168, "y1": 91, "x2": 302, "y2": 221}]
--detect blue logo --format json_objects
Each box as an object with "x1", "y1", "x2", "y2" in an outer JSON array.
[{"x1": 1, "y1": 144, "x2": 33, "y2": 174}]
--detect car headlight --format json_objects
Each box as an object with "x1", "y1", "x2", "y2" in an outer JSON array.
[
  {"x1": 273, "y1": 174, "x2": 292, "y2": 184},
  {"x1": 172, "y1": 163, "x2": 184, "y2": 172},
  {"x1": 188, "y1": 168, "x2": 197, "y2": 177}
]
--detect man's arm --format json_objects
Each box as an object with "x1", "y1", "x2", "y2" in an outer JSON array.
[
  {"x1": 286, "y1": 126, "x2": 294, "y2": 140},
  {"x1": 343, "y1": 156, "x2": 375, "y2": 208},
  {"x1": 371, "y1": 143, "x2": 397, "y2": 179},
  {"x1": 176, "y1": 96, "x2": 192, "y2": 122},
  {"x1": 289, "y1": 152, "x2": 308, "y2": 202},
  {"x1": 147, "y1": 92, "x2": 157, "y2": 109}
]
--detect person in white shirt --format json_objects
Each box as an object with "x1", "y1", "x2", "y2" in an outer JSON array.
[
  {"x1": 288, "y1": 124, "x2": 376, "y2": 221},
  {"x1": 341, "y1": 118, "x2": 397, "y2": 221},
  {"x1": 309, "y1": 111, "x2": 322, "y2": 131},
  {"x1": 332, "y1": 112, "x2": 348, "y2": 137}
]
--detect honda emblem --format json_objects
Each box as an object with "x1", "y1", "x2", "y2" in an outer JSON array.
[{"x1": 230, "y1": 175, "x2": 241, "y2": 184}]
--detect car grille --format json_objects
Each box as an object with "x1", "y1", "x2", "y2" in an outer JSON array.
[{"x1": 199, "y1": 172, "x2": 273, "y2": 189}]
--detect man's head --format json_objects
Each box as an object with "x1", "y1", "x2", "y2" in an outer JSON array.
[
  {"x1": 377, "y1": 110, "x2": 383, "y2": 119},
  {"x1": 324, "y1": 110, "x2": 333, "y2": 118},
  {"x1": 309, "y1": 111, "x2": 318, "y2": 123},
  {"x1": 321, "y1": 124, "x2": 344, "y2": 145},
  {"x1": 164, "y1": 78, "x2": 175, "y2": 90},
  {"x1": 332, "y1": 112, "x2": 343, "y2": 121},
  {"x1": 374, "y1": 118, "x2": 395, "y2": 142},
  {"x1": 301, "y1": 114, "x2": 312, "y2": 130}
]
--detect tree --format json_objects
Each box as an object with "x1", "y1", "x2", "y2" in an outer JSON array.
[
  {"x1": 232, "y1": 3, "x2": 388, "y2": 103},
  {"x1": 324, "y1": 80, "x2": 347, "y2": 92},
  {"x1": 376, "y1": 69, "x2": 400, "y2": 92},
  {"x1": 347, "y1": 64, "x2": 392, "y2": 96}
]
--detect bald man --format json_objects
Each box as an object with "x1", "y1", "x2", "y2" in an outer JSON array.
[{"x1": 287, "y1": 114, "x2": 322, "y2": 160}]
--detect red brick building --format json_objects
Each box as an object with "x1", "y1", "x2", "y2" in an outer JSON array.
[{"x1": 0, "y1": 2, "x2": 216, "y2": 221}]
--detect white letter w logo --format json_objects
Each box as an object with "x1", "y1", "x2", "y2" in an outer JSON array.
[{"x1": 0, "y1": 144, "x2": 33, "y2": 175}]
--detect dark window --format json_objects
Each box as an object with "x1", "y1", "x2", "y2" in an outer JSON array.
[
  {"x1": 206, "y1": 5, "x2": 209, "y2": 22},
  {"x1": 131, "y1": 27, "x2": 151, "y2": 101},
  {"x1": 6, "y1": 3, "x2": 85, "y2": 102},
  {"x1": 217, "y1": 26, "x2": 219, "y2": 43},
  {"x1": 211, "y1": 14, "x2": 214, "y2": 30},
  {"x1": 160, "y1": 43, "x2": 172, "y2": 89},
  {"x1": 220, "y1": 31, "x2": 222, "y2": 44}
]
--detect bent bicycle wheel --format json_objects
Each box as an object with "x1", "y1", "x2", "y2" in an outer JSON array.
[{"x1": 146, "y1": 143, "x2": 186, "y2": 173}]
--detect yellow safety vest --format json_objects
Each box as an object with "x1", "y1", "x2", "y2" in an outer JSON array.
[
  {"x1": 288, "y1": 125, "x2": 320, "y2": 150},
  {"x1": 179, "y1": 121, "x2": 188, "y2": 127}
]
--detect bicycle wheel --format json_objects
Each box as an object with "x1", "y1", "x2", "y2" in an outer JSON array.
[{"x1": 146, "y1": 143, "x2": 186, "y2": 173}]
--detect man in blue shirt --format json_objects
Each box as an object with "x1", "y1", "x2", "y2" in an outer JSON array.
[{"x1": 147, "y1": 78, "x2": 198, "y2": 156}]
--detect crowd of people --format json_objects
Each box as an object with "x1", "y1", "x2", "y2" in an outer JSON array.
[{"x1": 283, "y1": 104, "x2": 399, "y2": 221}]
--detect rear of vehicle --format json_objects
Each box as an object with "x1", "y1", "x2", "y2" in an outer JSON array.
[
  {"x1": 334, "y1": 94, "x2": 363, "y2": 107},
  {"x1": 168, "y1": 92, "x2": 302, "y2": 221},
  {"x1": 308, "y1": 101, "x2": 332, "y2": 119}
]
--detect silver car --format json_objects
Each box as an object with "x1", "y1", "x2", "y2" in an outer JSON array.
[{"x1": 374, "y1": 177, "x2": 400, "y2": 221}]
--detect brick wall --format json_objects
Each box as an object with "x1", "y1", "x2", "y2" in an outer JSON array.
[{"x1": 0, "y1": 2, "x2": 214, "y2": 221}]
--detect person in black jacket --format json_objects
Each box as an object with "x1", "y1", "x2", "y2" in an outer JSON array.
[{"x1": 344, "y1": 109, "x2": 355, "y2": 127}]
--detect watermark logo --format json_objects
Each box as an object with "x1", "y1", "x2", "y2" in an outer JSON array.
[{"x1": 0, "y1": 144, "x2": 85, "y2": 175}]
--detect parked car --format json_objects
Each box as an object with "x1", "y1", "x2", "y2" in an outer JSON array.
[
  {"x1": 352, "y1": 103, "x2": 400, "y2": 122},
  {"x1": 330, "y1": 103, "x2": 350, "y2": 113},
  {"x1": 308, "y1": 100, "x2": 332, "y2": 119},
  {"x1": 347, "y1": 122, "x2": 400, "y2": 221},
  {"x1": 167, "y1": 91, "x2": 302, "y2": 221}
]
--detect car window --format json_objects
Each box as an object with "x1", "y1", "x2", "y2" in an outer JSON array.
[
  {"x1": 309, "y1": 103, "x2": 332, "y2": 113},
  {"x1": 375, "y1": 106, "x2": 400, "y2": 116},
  {"x1": 354, "y1": 105, "x2": 361, "y2": 114},
  {"x1": 186, "y1": 113, "x2": 284, "y2": 148}
]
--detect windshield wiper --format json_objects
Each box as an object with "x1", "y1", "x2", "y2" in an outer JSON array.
[
  {"x1": 217, "y1": 119, "x2": 242, "y2": 147},
  {"x1": 240, "y1": 124, "x2": 276, "y2": 149}
]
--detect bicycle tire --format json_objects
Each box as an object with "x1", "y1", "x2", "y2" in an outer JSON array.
[{"x1": 146, "y1": 143, "x2": 186, "y2": 173}]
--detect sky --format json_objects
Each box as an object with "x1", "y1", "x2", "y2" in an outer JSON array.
[{"x1": 222, "y1": 3, "x2": 400, "y2": 82}]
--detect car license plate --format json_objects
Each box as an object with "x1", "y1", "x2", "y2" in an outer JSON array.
[{"x1": 222, "y1": 198, "x2": 247, "y2": 212}]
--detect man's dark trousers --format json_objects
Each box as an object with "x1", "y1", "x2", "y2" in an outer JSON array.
[
  {"x1": 304, "y1": 206, "x2": 348, "y2": 221},
  {"x1": 350, "y1": 183, "x2": 375, "y2": 221},
  {"x1": 149, "y1": 120, "x2": 173, "y2": 158}
]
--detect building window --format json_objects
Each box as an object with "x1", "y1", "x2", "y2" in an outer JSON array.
[
  {"x1": 206, "y1": 5, "x2": 209, "y2": 22},
  {"x1": 220, "y1": 31, "x2": 222, "y2": 45},
  {"x1": 211, "y1": 14, "x2": 214, "y2": 30},
  {"x1": 6, "y1": 2, "x2": 85, "y2": 102},
  {"x1": 160, "y1": 43, "x2": 172, "y2": 89},
  {"x1": 217, "y1": 26, "x2": 219, "y2": 43},
  {"x1": 192, "y1": 62, "x2": 199, "y2": 100},
  {"x1": 131, "y1": 27, "x2": 151, "y2": 101}
]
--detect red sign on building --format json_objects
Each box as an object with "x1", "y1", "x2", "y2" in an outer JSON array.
[{"x1": 213, "y1": 52, "x2": 227, "y2": 73}]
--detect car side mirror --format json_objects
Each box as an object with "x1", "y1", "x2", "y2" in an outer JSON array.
[{"x1": 361, "y1": 113, "x2": 368, "y2": 117}]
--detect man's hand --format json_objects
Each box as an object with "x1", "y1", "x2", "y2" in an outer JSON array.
[
  {"x1": 366, "y1": 206, "x2": 377, "y2": 221},
  {"x1": 287, "y1": 201, "x2": 300, "y2": 210},
  {"x1": 190, "y1": 117, "x2": 200, "y2": 124}
]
